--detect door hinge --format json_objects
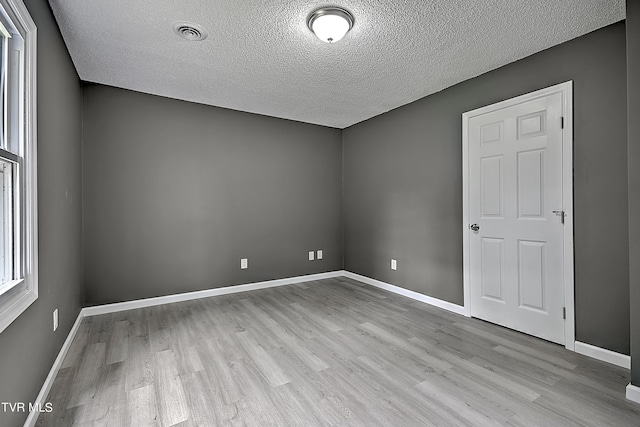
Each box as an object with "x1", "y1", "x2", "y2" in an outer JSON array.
[
  {"x1": 561, "y1": 117, "x2": 564, "y2": 129},
  {"x1": 562, "y1": 307, "x2": 566, "y2": 320},
  {"x1": 552, "y1": 210, "x2": 565, "y2": 224}
]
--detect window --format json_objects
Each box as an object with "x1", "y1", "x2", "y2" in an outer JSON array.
[{"x1": 0, "y1": 0, "x2": 37, "y2": 334}]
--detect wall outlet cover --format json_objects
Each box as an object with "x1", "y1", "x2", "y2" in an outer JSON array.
[
  {"x1": 241, "y1": 258, "x2": 248, "y2": 269},
  {"x1": 309, "y1": 251, "x2": 315, "y2": 261},
  {"x1": 53, "y1": 309, "x2": 58, "y2": 331},
  {"x1": 317, "y1": 250, "x2": 323, "y2": 260},
  {"x1": 391, "y1": 259, "x2": 397, "y2": 270}
]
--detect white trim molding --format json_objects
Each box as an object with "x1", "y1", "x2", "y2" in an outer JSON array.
[
  {"x1": 82, "y1": 271, "x2": 345, "y2": 317},
  {"x1": 342, "y1": 271, "x2": 467, "y2": 316},
  {"x1": 574, "y1": 341, "x2": 631, "y2": 369},
  {"x1": 24, "y1": 311, "x2": 83, "y2": 427},
  {"x1": 461, "y1": 81, "x2": 575, "y2": 351},
  {"x1": 627, "y1": 383, "x2": 640, "y2": 405}
]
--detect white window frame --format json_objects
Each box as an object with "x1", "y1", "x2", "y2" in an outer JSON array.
[
  {"x1": 0, "y1": 0, "x2": 37, "y2": 334},
  {"x1": 0, "y1": 159, "x2": 15, "y2": 284}
]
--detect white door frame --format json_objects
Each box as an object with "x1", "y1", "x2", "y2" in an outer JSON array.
[{"x1": 461, "y1": 81, "x2": 575, "y2": 351}]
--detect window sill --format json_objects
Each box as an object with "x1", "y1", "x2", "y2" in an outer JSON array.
[
  {"x1": 0, "y1": 278, "x2": 35, "y2": 333},
  {"x1": 0, "y1": 278, "x2": 25, "y2": 298}
]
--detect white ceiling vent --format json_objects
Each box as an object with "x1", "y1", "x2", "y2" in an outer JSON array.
[{"x1": 173, "y1": 22, "x2": 207, "y2": 41}]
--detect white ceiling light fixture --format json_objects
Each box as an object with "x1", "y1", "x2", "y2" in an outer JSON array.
[{"x1": 307, "y1": 7, "x2": 354, "y2": 43}]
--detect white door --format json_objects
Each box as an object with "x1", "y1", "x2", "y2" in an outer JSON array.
[{"x1": 465, "y1": 87, "x2": 568, "y2": 345}]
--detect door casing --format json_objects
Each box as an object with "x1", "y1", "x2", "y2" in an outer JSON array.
[{"x1": 462, "y1": 81, "x2": 575, "y2": 351}]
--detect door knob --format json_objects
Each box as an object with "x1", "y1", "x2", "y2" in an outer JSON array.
[{"x1": 470, "y1": 224, "x2": 480, "y2": 232}]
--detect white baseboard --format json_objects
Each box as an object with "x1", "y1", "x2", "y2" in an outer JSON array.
[
  {"x1": 574, "y1": 341, "x2": 631, "y2": 369},
  {"x1": 342, "y1": 271, "x2": 467, "y2": 316},
  {"x1": 627, "y1": 383, "x2": 640, "y2": 405},
  {"x1": 82, "y1": 271, "x2": 345, "y2": 317},
  {"x1": 24, "y1": 311, "x2": 84, "y2": 427}
]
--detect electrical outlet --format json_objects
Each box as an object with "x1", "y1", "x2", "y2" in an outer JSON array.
[
  {"x1": 391, "y1": 259, "x2": 397, "y2": 270},
  {"x1": 317, "y1": 250, "x2": 323, "y2": 260},
  {"x1": 241, "y1": 258, "x2": 248, "y2": 269},
  {"x1": 309, "y1": 251, "x2": 315, "y2": 261},
  {"x1": 53, "y1": 309, "x2": 58, "y2": 332}
]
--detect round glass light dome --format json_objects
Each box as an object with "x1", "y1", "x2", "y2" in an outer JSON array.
[{"x1": 308, "y1": 7, "x2": 354, "y2": 43}]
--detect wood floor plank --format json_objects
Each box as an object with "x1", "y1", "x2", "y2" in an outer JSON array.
[
  {"x1": 268, "y1": 381, "x2": 333, "y2": 426},
  {"x1": 416, "y1": 374, "x2": 508, "y2": 427},
  {"x1": 75, "y1": 362, "x2": 127, "y2": 426},
  {"x1": 153, "y1": 349, "x2": 189, "y2": 426},
  {"x1": 409, "y1": 336, "x2": 541, "y2": 401},
  {"x1": 235, "y1": 330, "x2": 291, "y2": 387},
  {"x1": 227, "y1": 357, "x2": 290, "y2": 426},
  {"x1": 268, "y1": 345, "x2": 351, "y2": 425},
  {"x1": 125, "y1": 335, "x2": 153, "y2": 392},
  {"x1": 37, "y1": 277, "x2": 640, "y2": 426},
  {"x1": 195, "y1": 338, "x2": 243, "y2": 405},
  {"x1": 105, "y1": 320, "x2": 129, "y2": 365},
  {"x1": 61, "y1": 322, "x2": 91, "y2": 369},
  {"x1": 67, "y1": 342, "x2": 106, "y2": 409},
  {"x1": 453, "y1": 322, "x2": 579, "y2": 370},
  {"x1": 314, "y1": 365, "x2": 389, "y2": 427},
  {"x1": 180, "y1": 370, "x2": 237, "y2": 426},
  {"x1": 35, "y1": 367, "x2": 77, "y2": 426},
  {"x1": 127, "y1": 384, "x2": 158, "y2": 426}
]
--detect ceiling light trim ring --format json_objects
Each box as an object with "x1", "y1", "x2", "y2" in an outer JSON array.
[{"x1": 307, "y1": 6, "x2": 354, "y2": 43}]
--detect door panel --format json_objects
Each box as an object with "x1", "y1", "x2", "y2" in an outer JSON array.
[
  {"x1": 481, "y1": 237, "x2": 505, "y2": 302},
  {"x1": 481, "y1": 121, "x2": 503, "y2": 144},
  {"x1": 481, "y1": 156, "x2": 503, "y2": 217},
  {"x1": 517, "y1": 150, "x2": 544, "y2": 218},
  {"x1": 468, "y1": 92, "x2": 565, "y2": 344},
  {"x1": 517, "y1": 110, "x2": 546, "y2": 139},
  {"x1": 517, "y1": 240, "x2": 546, "y2": 312}
]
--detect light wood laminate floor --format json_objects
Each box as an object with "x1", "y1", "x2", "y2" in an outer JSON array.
[{"x1": 37, "y1": 277, "x2": 640, "y2": 426}]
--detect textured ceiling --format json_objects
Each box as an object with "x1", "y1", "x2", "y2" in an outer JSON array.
[{"x1": 49, "y1": 0, "x2": 624, "y2": 129}]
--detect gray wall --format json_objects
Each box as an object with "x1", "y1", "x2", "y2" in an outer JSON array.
[
  {"x1": 628, "y1": 0, "x2": 640, "y2": 385},
  {"x1": 343, "y1": 22, "x2": 630, "y2": 354},
  {"x1": 0, "y1": 1, "x2": 83, "y2": 426},
  {"x1": 82, "y1": 85, "x2": 342, "y2": 305}
]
